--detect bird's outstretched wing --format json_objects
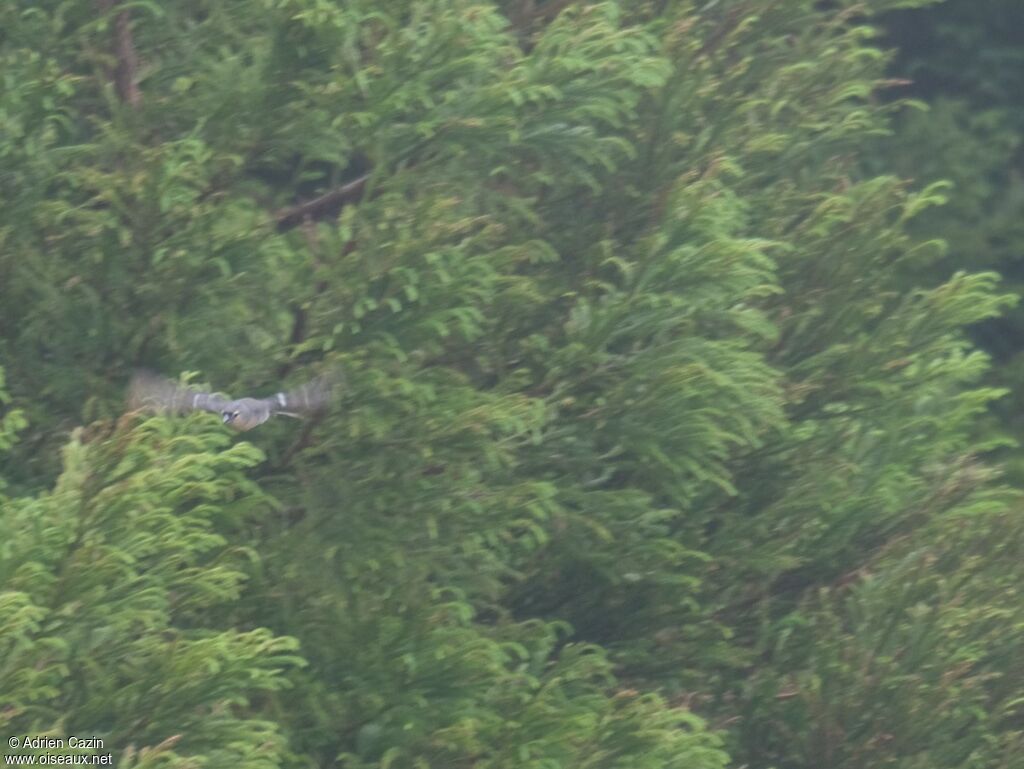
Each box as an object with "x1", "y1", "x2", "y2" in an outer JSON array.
[
  {"x1": 128, "y1": 369, "x2": 339, "y2": 430},
  {"x1": 261, "y1": 372, "x2": 336, "y2": 418},
  {"x1": 128, "y1": 371, "x2": 229, "y2": 415}
]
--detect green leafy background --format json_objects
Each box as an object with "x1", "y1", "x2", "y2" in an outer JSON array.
[{"x1": 2, "y1": 1, "x2": 1022, "y2": 767}]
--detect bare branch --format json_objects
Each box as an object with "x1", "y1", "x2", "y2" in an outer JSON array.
[{"x1": 275, "y1": 174, "x2": 370, "y2": 232}]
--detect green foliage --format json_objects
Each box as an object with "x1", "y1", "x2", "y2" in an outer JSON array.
[
  {"x1": 0, "y1": 417, "x2": 299, "y2": 767},
  {"x1": 1, "y1": 1, "x2": 1020, "y2": 768},
  {"x1": 740, "y1": 492, "x2": 1024, "y2": 768},
  {"x1": 0, "y1": 367, "x2": 28, "y2": 467},
  {"x1": 876, "y1": 0, "x2": 1024, "y2": 482}
]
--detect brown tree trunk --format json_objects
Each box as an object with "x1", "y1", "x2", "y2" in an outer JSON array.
[{"x1": 97, "y1": 0, "x2": 142, "y2": 107}]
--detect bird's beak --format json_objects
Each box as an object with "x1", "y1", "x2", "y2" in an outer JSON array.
[{"x1": 222, "y1": 413, "x2": 231, "y2": 423}]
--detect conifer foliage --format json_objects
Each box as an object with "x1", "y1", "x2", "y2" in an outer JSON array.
[{"x1": 1, "y1": 1, "x2": 1019, "y2": 767}]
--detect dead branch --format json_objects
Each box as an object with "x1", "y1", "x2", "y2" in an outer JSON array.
[{"x1": 275, "y1": 174, "x2": 371, "y2": 232}]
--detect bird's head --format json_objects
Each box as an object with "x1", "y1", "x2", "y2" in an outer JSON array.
[{"x1": 222, "y1": 409, "x2": 241, "y2": 425}]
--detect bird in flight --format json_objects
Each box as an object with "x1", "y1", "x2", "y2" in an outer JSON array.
[{"x1": 128, "y1": 370, "x2": 335, "y2": 431}]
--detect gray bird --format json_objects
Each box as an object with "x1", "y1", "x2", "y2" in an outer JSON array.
[{"x1": 128, "y1": 370, "x2": 335, "y2": 431}]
